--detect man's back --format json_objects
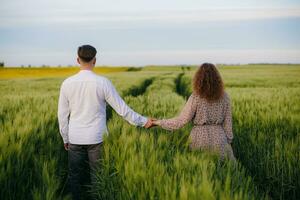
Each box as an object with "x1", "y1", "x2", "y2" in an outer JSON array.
[
  {"x1": 59, "y1": 70, "x2": 108, "y2": 144},
  {"x1": 58, "y1": 70, "x2": 147, "y2": 145}
]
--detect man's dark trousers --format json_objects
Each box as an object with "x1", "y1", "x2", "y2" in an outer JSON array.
[{"x1": 67, "y1": 142, "x2": 102, "y2": 200}]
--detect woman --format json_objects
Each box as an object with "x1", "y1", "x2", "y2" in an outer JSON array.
[{"x1": 153, "y1": 63, "x2": 235, "y2": 160}]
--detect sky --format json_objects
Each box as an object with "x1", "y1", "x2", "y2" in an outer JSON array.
[{"x1": 0, "y1": 0, "x2": 300, "y2": 66}]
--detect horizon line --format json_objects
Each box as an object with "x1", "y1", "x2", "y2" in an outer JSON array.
[{"x1": 2, "y1": 63, "x2": 300, "y2": 68}]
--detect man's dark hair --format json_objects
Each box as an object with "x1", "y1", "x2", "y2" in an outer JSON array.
[{"x1": 77, "y1": 45, "x2": 97, "y2": 62}]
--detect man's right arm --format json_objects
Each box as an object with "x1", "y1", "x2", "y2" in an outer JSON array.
[
  {"x1": 57, "y1": 82, "x2": 70, "y2": 145},
  {"x1": 103, "y1": 79, "x2": 148, "y2": 127}
]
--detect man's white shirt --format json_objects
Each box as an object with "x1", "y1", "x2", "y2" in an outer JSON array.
[{"x1": 58, "y1": 69, "x2": 148, "y2": 144}]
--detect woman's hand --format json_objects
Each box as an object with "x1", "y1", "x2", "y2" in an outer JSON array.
[
  {"x1": 227, "y1": 138, "x2": 233, "y2": 144},
  {"x1": 151, "y1": 119, "x2": 160, "y2": 126}
]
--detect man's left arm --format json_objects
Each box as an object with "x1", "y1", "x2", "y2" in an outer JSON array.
[{"x1": 104, "y1": 80, "x2": 150, "y2": 127}]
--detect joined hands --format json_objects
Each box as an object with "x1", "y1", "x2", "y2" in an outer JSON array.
[{"x1": 144, "y1": 118, "x2": 159, "y2": 129}]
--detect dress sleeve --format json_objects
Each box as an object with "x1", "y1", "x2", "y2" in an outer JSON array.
[
  {"x1": 223, "y1": 94, "x2": 233, "y2": 143},
  {"x1": 159, "y1": 94, "x2": 197, "y2": 131}
]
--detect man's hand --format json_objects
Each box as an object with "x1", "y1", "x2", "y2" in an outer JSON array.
[
  {"x1": 144, "y1": 118, "x2": 157, "y2": 129},
  {"x1": 64, "y1": 143, "x2": 69, "y2": 151}
]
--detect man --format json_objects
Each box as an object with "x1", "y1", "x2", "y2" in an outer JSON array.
[{"x1": 58, "y1": 45, "x2": 153, "y2": 200}]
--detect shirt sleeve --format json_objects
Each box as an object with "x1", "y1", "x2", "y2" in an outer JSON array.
[
  {"x1": 57, "y1": 82, "x2": 70, "y2": 143},
  {"x1": 159, "y1": 94, "x2": 197, "y2": 131},
  {"x1": 223, "y1": 94, "x2": 233, "y2": 143},
  {"x1": 104, "y1": 79, "x2": 148, "y2": 127}
]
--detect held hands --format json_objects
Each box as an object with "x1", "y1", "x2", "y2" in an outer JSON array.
[
  {"x1": 63, "y1": 119, "x2": 158, "y2": 150},
  {"x1": 144, "y1": 118, "x2": 159, "y2": 129},
  {"x1": 63, "y1": 119, "x2": 159, "y2": 150}
]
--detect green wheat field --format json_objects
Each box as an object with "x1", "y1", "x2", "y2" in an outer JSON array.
[{"x1": 0, "y1": 65, "x2": 299, "y2": 200}]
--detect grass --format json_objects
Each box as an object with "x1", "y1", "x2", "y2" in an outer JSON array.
[
  {"x1": 0, "y1": 64, "x2": 299, "y2": 199},
  {"x1": 178, "y1": 65, "x2": 300, "y2": 199},
  {"x1": 94, "y1": 75, "x2": 265, "y2": 200}
]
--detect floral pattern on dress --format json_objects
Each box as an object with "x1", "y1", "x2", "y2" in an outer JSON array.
[{"x1": 159, "y1": 92, "x2": 235, "y2": 160}]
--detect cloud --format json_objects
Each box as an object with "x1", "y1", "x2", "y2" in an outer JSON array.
[{"x1": 1, "y1": 8, "x2": 300, "y2": 28}]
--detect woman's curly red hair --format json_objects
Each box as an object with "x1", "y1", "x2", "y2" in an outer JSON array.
[{"x1": 193, "y1": 63, "x2": 224, "y2": 102}]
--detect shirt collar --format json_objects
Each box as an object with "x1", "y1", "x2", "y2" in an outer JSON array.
[{"x1": 79, "y1": 69, "x2": 94, "y2": 74}]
